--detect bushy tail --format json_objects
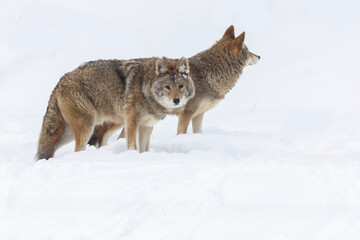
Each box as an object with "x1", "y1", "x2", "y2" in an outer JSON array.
[{"x1": 36, "y1": 94, "x2": 66, "y2": 160}]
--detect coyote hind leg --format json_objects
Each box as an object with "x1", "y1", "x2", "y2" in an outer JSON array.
[
  {"x1": 58, "y1": 96, "x2": 96, "y2": 153},
  {"x1": 70, "y1": 116, "x2": 96, "y2": 152},
  {"x1": 100, "y1": 122, "x2": 123, "y2": 147}
]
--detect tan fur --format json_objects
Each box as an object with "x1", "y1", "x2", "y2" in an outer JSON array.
[
  {"x1": 36, "y1": 57, "x2": 195, "y2": 160},
  {"x1": 89, "y1": 25, "x2": 260, "y2": 143}
]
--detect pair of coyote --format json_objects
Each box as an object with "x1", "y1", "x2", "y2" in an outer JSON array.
[{"x1": 36, "y1": 25, "x2": 260, "y2": 160}]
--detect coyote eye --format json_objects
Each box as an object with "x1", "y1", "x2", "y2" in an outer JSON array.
[
  {"x1": 165, "y1": 85, "x2": 170, "y2": 90},
  {"x1": 179, "y1": 85, "x2": 183, "y2": 89}
]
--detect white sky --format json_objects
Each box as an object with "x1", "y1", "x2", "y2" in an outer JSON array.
[{"x1": 0, "y1": 0, "x2": 359, "y2": 113}]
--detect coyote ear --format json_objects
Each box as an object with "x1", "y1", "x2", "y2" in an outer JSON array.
[
  {"x1": 221, "y1": 25, "x2": 235, "y2": 41},
  {"x1": 156, "y1": 58, "x2": 167, "y2": 75},
  {"x1": 231, "y1": 31, "x2": 245, "y2": 56},
  {"x1": 178, "y1": 57, "x2": 190, "y2": 75}
]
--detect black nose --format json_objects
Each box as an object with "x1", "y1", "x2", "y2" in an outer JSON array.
[
  {"x1": 173, "y1": 97, "x2": 180, "y2": 105},
  {"x1": 258, "y1": 55, "x2": 261, "y2": 59}
]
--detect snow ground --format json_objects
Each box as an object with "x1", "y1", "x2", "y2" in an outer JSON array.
[
  {"x1": 1, "y1": 112, "x2": 360, "y2": 239},
  {"x1": 1, "y1": 0, "x2": 360, "y2": 239}
]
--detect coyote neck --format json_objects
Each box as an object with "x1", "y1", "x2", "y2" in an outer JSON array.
[{"x1": 189, "y1": 53, "x2": 243, "y2": 97}]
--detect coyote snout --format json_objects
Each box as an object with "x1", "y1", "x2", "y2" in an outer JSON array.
[
  {"x1": 173, "y1": 97, "x2": 180, "y2": 105},
  {"x1": 168, "y1": 87, "x2": 183, "y2": 106},
  {"x1": 247, "y1": 52, "x2": 260, "y2": 66}
]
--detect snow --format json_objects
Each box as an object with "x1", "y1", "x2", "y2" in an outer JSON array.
[{"x1": 1, "y1": 0, "x2": 360, "y2": 239}]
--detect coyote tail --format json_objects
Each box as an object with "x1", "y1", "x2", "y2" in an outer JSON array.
[{"x1": 36, "y1": 94, "x2": 66, "y2": 160}]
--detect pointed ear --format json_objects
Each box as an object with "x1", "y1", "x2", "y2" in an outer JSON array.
[
  {"x1": 178, "y1": 57, "x2": 190, "y2": 75},
  {"x1": 155, "y1": 58, "x2": 167, "y2": 75},
  {"x1": 221, "y1": 25, "x2": 235, "y2": 41},
  {"x1": 231, "y1": 31, "x2": 245, "y2": 56}
]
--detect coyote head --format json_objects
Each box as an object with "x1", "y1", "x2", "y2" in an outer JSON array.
[
  {"x1": 220, "y1": 25, "x2": 260, "y2": 67},
  {"x1": 151, "y1": 57, "x2": 195, "y2": 109}
]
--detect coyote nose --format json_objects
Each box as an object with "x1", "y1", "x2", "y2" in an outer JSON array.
[
  {"x1": 173, "y1": 97, "x2": 180, "y2": 105},
  {"x1": 258, "y1": 55, "x2": 261, "y2": 59}
]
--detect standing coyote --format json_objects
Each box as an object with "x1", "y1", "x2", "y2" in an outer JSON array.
[
  {"x1": 36, "y1": 57, "x2": 195, "y2": 160},
  {"x1": 89, "y1": 25, "x2": 260, "y2": 144},
  {"x1": 177, "y1": 25, "x2": 260, "y2": 134}
]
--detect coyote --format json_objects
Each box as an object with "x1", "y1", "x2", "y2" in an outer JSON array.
[
  {"x1": 36, "y1": 57, "x2": 195, "y2": 160},
  {"x1": 177, "y1": 25, "x2": 260, "y2": 134},
  {"x1": 89, "y1": 25, "x2": 260, "y2": 144}
]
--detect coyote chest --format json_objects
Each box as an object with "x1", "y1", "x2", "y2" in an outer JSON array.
[{"x1": 193, "y1": 98, "x2": 221, "y2": 117}]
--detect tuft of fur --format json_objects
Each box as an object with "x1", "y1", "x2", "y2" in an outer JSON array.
[{"x1": 36, "y1": 57, "x2": 195, "y2": 159}]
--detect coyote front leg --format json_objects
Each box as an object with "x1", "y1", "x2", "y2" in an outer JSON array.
[
  {"x1": 177, "y1": 111, "x2": 193, "y2": 134},
  {"x1": 125, "y1": 111, "x2": 139, "y2": 150},
  {"x1": 138, "y1": 125, "x2": 153, "y2": 153},
  {"x1": 192, "y1": 112, "x2": 204, "y2": 133}
]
